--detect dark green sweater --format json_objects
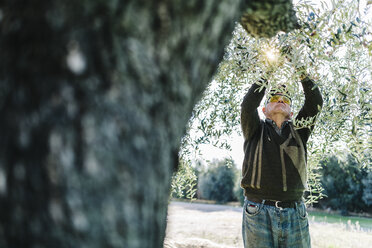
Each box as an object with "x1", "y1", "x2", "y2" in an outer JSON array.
[{"x1": 240, "y1": 77, "x2": 323, "y2": 201}]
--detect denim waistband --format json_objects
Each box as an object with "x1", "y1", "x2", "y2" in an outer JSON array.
[{"x1": 246, "y1": 197, "x2": 301, "y2": 209}]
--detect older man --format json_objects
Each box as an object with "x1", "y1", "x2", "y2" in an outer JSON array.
[{"x1": 240, "y1": 67, "x2": 323, "y2": 247}]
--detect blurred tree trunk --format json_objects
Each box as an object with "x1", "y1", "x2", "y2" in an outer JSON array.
[{"x1": 0, "y1": 0, "x2": 297, "y2": 247}]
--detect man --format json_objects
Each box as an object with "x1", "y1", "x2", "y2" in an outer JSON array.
[{"x1": 240, "y1": 62, "x2": 323, "y2": 247}]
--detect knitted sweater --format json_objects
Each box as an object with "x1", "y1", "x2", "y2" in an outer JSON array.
[{"x1": 240, "y1": 77, "x2": 323, "y2": 201}]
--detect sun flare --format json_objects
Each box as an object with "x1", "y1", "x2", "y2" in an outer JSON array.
[{"x1": 264, "y1": 48, "x2": 279, "y2": 63}]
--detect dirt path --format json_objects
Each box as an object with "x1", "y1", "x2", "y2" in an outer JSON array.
[{"x1": 164, "y1": 201, "x2": 372, "y2": 248}]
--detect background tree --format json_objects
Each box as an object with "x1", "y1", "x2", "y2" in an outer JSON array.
[
  {"x1": 319, "y1": 156, "x2": 369, "y2": 214},
  {"x1": 0, "y1": 0, "x2": 300, "y2": 247},
  {"x1": 198, "y1": 158, "x2": 237, "y2": 203},
  {"x1": 362, "y1": 168, "x2": 372, "y2": 207}
]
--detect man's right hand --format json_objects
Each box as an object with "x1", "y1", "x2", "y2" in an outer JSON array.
[{"x1": 280, "y1": 44, "x2": 307, "y2": 79}]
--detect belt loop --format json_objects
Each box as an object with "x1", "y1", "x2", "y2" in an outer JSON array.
[
  {"x1": 261, "y1": 199, "x2": 266, "y2": 210},
  {"x1": 275, "y1": 201, "x2": 283, "y2": 210}
]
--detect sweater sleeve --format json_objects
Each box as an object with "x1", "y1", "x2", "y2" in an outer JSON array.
[
  {"x1": 241, "y1": 80, "x2": 266, "y2": 141},
  {"x1": 295, "y1": 77, "x2": 323, "y2": 142}
]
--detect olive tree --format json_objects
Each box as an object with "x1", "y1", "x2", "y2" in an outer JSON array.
[{"x1": 0, "y1": 0, "x2": 301, "y2": 247}]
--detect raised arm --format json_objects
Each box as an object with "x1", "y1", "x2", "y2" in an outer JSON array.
[
  {"x1": 241, "y1": 79, "x2": 266, "y2": 141},
  {"x1": 295, "y1": 73, "x2": 323, "y2": 142},
  {"x1": 281, "y1": 45, "x2": 323, "y2": 142}
]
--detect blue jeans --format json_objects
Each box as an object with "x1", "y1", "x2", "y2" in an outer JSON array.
[{"x1": 242, "y1": 199, "x2": 311, "y2": 248}]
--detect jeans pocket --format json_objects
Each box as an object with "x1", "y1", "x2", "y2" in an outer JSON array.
[
  {"x1": 244, "y1": 201, "x2": 262, "y2": 217},
  {"x1": 297, "y1": 203, "x2": 308, "y2": 220}
]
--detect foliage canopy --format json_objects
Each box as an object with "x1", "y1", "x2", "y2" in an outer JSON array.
[{"x1": 174, "y1": 0, "x2": 372, "y2": 202}]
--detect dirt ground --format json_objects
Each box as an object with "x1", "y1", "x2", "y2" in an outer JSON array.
[{"x1": 164, "y1": 201, "x2": 372, "y2": 248}]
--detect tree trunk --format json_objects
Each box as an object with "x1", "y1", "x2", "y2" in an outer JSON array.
[{"x1": 0, "y1": 0, "x2": 297, "y2": 247}]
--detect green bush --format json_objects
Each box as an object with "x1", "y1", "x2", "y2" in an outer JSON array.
[
  {"x1": 319, "y1": 155, "x2": 369, "y2": 214},
  {"x1": 362, "y1": 169, "x2": 372, "y2": 206},
  {"x1": 198, "y1": 158, "x2": 237, "y2": 203}
]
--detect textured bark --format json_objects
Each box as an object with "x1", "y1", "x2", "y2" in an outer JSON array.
[{"x1": 0, "y1": 0, "x2": 297, "y2": 247}]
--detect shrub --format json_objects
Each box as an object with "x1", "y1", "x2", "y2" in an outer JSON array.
[
  {"x1": 362, "y1": 169, "x2": 372, "y2": 207},
  {"x1": 198, "y1": 158, "x2": 237, "y2": 203},
  {"x1": 319, "y1": 155, "x2": 369, "y2": 214}
]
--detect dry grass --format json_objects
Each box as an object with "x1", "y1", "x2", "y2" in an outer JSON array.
[{"x1": 165, "y1": 201, "x2": 372, "y2": 248}]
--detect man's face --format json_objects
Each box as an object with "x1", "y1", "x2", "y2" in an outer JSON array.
[{"x1": 263, "y1": 94, "x2": 292, "y2": 119}]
